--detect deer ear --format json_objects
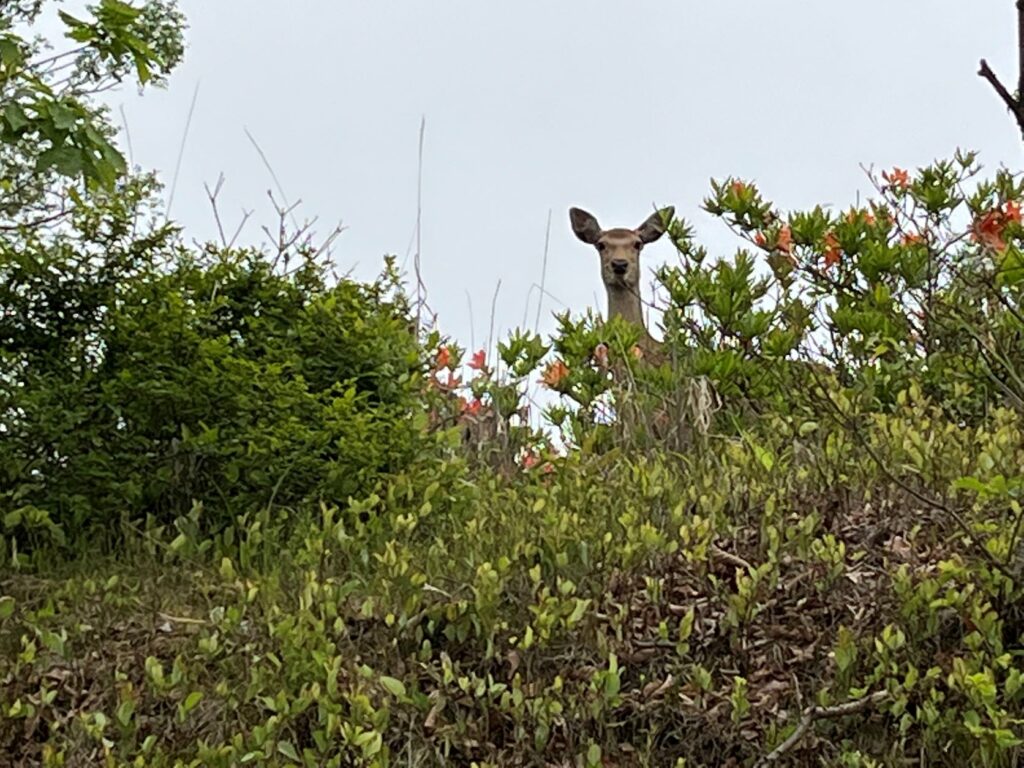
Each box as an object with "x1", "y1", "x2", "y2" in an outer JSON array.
[
  {"x1": 570, "y1": 207, "x2": 602, "y2": 245},
  {"x1": 636, "y1": 206, "x2": 674, "y2": 244}
]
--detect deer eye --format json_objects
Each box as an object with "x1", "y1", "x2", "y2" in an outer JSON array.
[
  {"x1": 596, "y1": 242, "x2": 607, "y2": 253},
  {"x1": 634, "y1": 242, "x2": 644, "y2": 251}
]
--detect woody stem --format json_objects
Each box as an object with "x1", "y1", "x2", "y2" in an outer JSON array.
[{"x1": 978, "y1": 0, "x2": 1024, "y2": 139}]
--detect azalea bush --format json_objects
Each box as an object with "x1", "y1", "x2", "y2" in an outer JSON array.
[{"x1": 678, "y1": 152, "x2": 1024, "y2": 421}]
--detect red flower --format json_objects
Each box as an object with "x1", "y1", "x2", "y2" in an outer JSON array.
[
  {"x1": 1005, "y1": 200, "x2": 1022, "y2": 224},
  {"x1": 823, "y1": 232, "x2": 841, "y2": 268},
  {"x1": 439, "y1": 371, "x2": 462, "y2": 391},
  {"x1": 522, "y1": 451, "x2": 539, "y2": 470},
  {"x1": 882, "y1": 167, "x2": 910, "y2": 190},
  {"x1": 461, "y1": 398, "x2": 483, "y2": 416},
  {"x1": 469, "y1": 349, "x2": 486, "y2": 371},
  {"x1": 435, "y1": 346, "x2": 451, "y2": 369},
  {"x1": 973, "y1": 209, "x2": 1007, "y2": 250},
  {"x1": 776, "y1": 225, "x2": 793, "y2": 254}
]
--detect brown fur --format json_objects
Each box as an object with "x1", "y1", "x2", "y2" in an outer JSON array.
[{"x1": 569, "y1": 206, "x2": 674, "y2": 360}]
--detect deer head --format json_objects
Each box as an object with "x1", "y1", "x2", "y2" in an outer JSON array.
[{"x1": 569, "y1": 206, "x2": 674, "y2": 336}]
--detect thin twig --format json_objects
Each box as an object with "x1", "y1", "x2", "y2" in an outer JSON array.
[
  {"x1": 244, "y1": 126, "x2": 299, "y2": 230},
  {"x1": 118, "y1": 104, "x2": 135, "y2": 170},
  {"x1": 486, "y1": 280, "x2": 502, "y2": 362},
  {"x1": 534, "y1": 208, "x2": 553, "y2": 333},
  {"x1": 755, "y1": 690, "x2": 888, "y2": 767},
  {"x1": 166, "y1": 81, "x2": 200, "y2": 221},
  {"x1": 414, "y1": 115, "x2": 427, "y2": 334},
  {"x1": 204, "y1": 174, "x2": 228, "y2": 247}
]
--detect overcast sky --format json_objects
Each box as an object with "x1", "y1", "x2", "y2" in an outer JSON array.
[{"x1": 85, "y1": 1, "x2": 1024, "y2": 353}]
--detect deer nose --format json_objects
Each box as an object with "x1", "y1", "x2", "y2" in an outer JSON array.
[{"x1": 611, "y1": 259, "x2": 629, "y2": 275}]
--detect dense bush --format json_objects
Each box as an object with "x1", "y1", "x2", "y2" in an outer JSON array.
[
  {"x1": 2, "y1": 221, "x2": 430, "y2": 540},
  {"x1": 2, "y1": 2, "x2": 437, "y2": 546}
]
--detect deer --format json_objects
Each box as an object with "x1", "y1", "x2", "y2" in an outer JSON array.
[
  {"x1": 568, "y1": 205, "x2": 720, "y2": 447},
  {"x1": 569, "y1": 206, "x2": 674, "y2": 362}
]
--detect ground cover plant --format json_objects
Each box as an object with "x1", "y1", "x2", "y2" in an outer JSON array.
[{"x1": 4, "y1": 2, "x2": 1024, "y2": 766}]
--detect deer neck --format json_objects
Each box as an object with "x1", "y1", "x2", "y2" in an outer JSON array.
[
  {"x1": 607, "y1": 285, "x2": 647, "y2": 332},
  {"x1": 607, "y1": 285, "x2": 663, "y2": 362}
]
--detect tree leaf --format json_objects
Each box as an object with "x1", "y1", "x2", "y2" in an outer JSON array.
[
  {"x1": 276, "y1": 740, "x2": 299, "y2": 761},
  {"x1": 379, "y1": 675, "x2": 407, "y2": 698}
]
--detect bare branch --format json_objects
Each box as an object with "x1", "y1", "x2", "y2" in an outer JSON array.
[
  {"x1": 979, "y1": 59, "x2": 1020, "y2": 119},
  {"x1": 534, "y1": 209, "x2": 553, "y2": 333},
  {"x1": 414, "y1": 115, "x2": 427, "y2": 334},
  {"x1": 978, "y1": 1, "x2": 1024, "y2": 138},
  {"x1": 166, "y1": 81, "x2": 201, "y2": 221},
  {"x1": 244, "y1": 127, "x2": 299, "y2": 230},
  {"x1": 755, "y1": 690, "x2": 888, "y2": 767}
]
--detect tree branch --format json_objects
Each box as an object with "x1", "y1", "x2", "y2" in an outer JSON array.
[
  {"x1": 755, "y1": 690, "x2": 888, "y2": 767},
  {"x1": 979, "y1": 59, "x2": 1020, "y2": 118},
  {"x1": 1018, "y1": 0, "x2": 1024, "y2": 112},
  {"x1": 978, "y1": 1, "x2": 1024, "y2": 138}
]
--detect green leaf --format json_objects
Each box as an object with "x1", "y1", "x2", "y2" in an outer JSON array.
[
  {"x1": 379, "y1": 676, "x2": 407, "y2": 698},
  {"x1": 276, "y1": 740, "x2": 299, "y2": 761},
  {"x1": 58, "y1": 11, "x2": 97, "y2": 44},
  {"x1": 37, "y1": 146, "x2": 85, "y2": 178},
  {"x1": 48, "y1": 102, "x2": 78, "y2": 131},
  {"x1": 0, "y1": 38, "x2": 24, "y2": 69},
  {"x1": 179, "y1": 691, "x2": 203, "y2": 717},
  {"x1": 4, "y1": 103, "x2": 30, "y2": 132},
  {"x1": 100, "y1": 0, "x2": 143, "y2": 21},
  {"x1": 954, "y1": 476, "x2": 989, "y2": 495},
  {"x1": 0, "y1": 596, "x2": 15, "y2": 620},
  {"x1": 133, "y1": 54, "x2": 151, "y2": 85},
  {"x1": 115, "y1": 698, "x2": 135, "y2": 727}
]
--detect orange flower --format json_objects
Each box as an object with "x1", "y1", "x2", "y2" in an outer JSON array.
[
  {"x1": 823, "y1": 232, "x2": 841, "y2": 268},
  {"x1": 776, "y1": 225, "x2": 793, "y2": 254},
  {"x1": 435, "y1": 346, "x2": 451, "y2": 369},
  {"x1": 846, "y1": 208, "x2": 875, "y2": 225},
  {"x1": 541, "y1": 360, "x2": 570, "y2": 388},
  {"x1": 731, "y1": 180, "x2": 747, "y2": 196},
  {"x1": 883, "y1": 167, "x2": 910, "y2": 190},
  {"x1": 754, "y1": 231, "x2": 767, "y2": 248},
  {"x1": 521, "y1": 451, "x2": 539, "y2": 470},
  {"x1": 469, "y1": 349, "x2": 486, "y2": 371},
  {"x1": 593, "y1": 343, "x2": 609, "y2": 368},
  {"x1": 439, "y1": 371, "x2": 462, "y2": 391},
  {"x1": 461, "y1": 398, "x2": 483, "y2": 416},
  {"x1": 973, "y1": 209, "x2": 1007, "y2": 250},
  {"x1": 1005, "y1": 200, "x2": 1022, "y2": 223},
  {"x1": 900, "y1": 232, "x2": 924, "y2": 246}
]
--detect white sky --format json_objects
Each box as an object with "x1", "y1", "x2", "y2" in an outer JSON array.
[{"x1": 89, "y1": 1, "x2": 1024, "y2": 353}]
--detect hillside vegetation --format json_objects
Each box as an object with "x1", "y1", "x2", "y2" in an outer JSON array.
[{"x1": 4, "y1": 3, "x2": 1024, "y2": 767}]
